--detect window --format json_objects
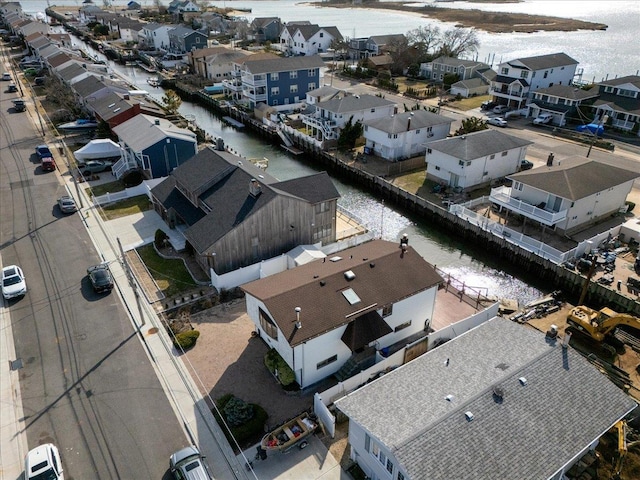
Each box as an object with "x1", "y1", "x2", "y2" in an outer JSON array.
[
  {"x1": 271, "y1": 86, "x2": 280, "y2": 95},
  {"x1": 308, "y1": 82, "x2": 316, "y2": 90},
  {"x1": 259, "y1": 309, "x2": 278, "y2": 340},
  {"x1": 543, "y1": 70, "x2": 548, "y2": 79},
  {"x1": 308, "y1": 69, "x2": 316, "y2": 76},
  {"x1": 435, "y1": 165, "x2": 440, "y2": 171},
  {"x1": 290, "y1": 70, "x2": 298, "y2": 79},
  {"x1": 371, "y1": 108, "x2": 376, "y2": 113},
  {"x1": 317, "y1": 354, "x2": 337, "y2": 369},
  {"x1": 394, "y1": 320, "x2": 411, "y2": 332},
  {"x1": 618, "y1": 88, "x2": 636, "y2": 98},
  {"x1": 466, "y1": 161, "x2": 471, "y2": 166},
  {"x1": 365, "y1": 434, "x2": 371, "y2": 452},
  {"x1": 398, "y1": 473, "x2": 405, "y2": 480},
  {"x1": 520, "y1": 70, "x2": 528, "y2": 78},
  {"x1": 386, "y1": 459, "x2": 394, "y2": 474},
  {"x1": 501, "y1": 67, "x2": 508, "y2": 75},
  {"x1": 501, "y1": 151, "x2": 508, "y2": 157},
  {"x1": 427, "y1": 148, "x2": 432, "y2": 154},
  {"x1": 272, "y1": 99, "x2": 279, "y2": 106},
  {"x1": 416, "y1": 129, "x2": 420, "y2": 134},
  {"x1": 458, "y1": 160, "x2": 464, "y2": 166},
  {"x1": 290, "y1": 84, "x2": 298, "y2": 93},
  {"x1": 270, "y1": 72, "x2": 279, "y2": 81},
  {"x1": 382, "y1": 304, "x2": 393, "y2": 317},
  {"x1": 315, "y1": 201, "x2": 329, "y2": 213},
  {"x1": 490, "y1": 154, "x2": 495, "y2": 160}
]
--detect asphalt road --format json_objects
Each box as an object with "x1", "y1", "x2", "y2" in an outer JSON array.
[{"x1": 1, "y1": 44, "x2": 185, "y2": 479}]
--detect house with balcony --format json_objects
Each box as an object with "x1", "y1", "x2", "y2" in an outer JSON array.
[
  {"x1": 188, "y1": 46, "x2": 250, "y2": 81},
  {"x1": 363, "y1": 110, "x2": 453, "y2": 161},
  {"x1": 589, "y1": 75, "x2": 640, "y2": 136},
  {"x1": 248, "y1": 17, "x2": 282, "y2": 43},
  {"x1": 241, "y1": 239, "x2": 444, "y2": 389},
  {"x1": 527, "y1": 84, "x2": 600, "y2": 126},
  {"x1": 490, "y1": 156, "x2": 639, "y2": 236},
  {"x1": 420, "y1": 56, "x2": 490, "y2": 84},
  {"x1": 112, "y1": 114, "x2": 197, "y2": 180},
  {"x1": 348, "y1": 34, "x2": 405, "y2": 59},
  {"x1": 139, "y1": 22, "x2": 176, "y2": 51},
  {"x1": 425, "y1": 130, "x2": 532, "y2": 190},
  {"x1": 168, "y1": 0, "x2": 200, "y2": 15},
  {"x1": 279, "y1": 23, "x2": 343, "y2": 57},
  {"x1": 150, "y1": 145, "x2": 340, "y2": 285},
  {"x1": 168, "y1": 25, "x2": 207, "y2": 54},
  {"x1": 302, "y1": 93, "x2": 396, "y2": 144},
  {"x1": 489, "y1": 52, "x2": 579, "y2": 111},
  {"x1": 224, "y1": 53, "x2": 325, "y2": 109},
  {"x1": 335, "y1": 316, "x2": 637, "y2": 480}
]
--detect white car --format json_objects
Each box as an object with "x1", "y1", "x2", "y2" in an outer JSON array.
[
  {"x1": 488, "y1": 117, "x2": 508, "y2": 128},
  {"x1": 1, "y1": 72, "x2": 11, "y2": 81},
  {"x1": 25, "y1": 443, "x2": 64, "y2": 480},
  {"x1": 533, "y1": 113, "x2": 554, "y2": 125},
  {"x1": 2, "y1": 265, "x2": 27, "y2": 300},
  {"x1": 492, "y1": 105, "x2": 509, "y2": 114},
  {"x1": 170, "y1": 446, "x2": 212, "y2": 480}
]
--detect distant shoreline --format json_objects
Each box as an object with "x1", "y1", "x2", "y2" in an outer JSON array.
[{"x1": 308, "y1": 2, "x2": 608, "y2": 34}]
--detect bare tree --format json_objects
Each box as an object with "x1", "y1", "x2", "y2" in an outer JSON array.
[
  {"x1": 386, "y1": 35, "x2": 412, "y2": 75},
  {"x1": 438, "y1": 27, "x2": 479, "y2": 58},
  {"x1": 406, "y1": 25, "x2": 441, "y2": 59}
]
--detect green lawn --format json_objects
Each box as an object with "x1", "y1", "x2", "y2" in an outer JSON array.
[
  {"x1": 98, "y1": 195, "x2": 150, "y2": 220},
  {"x1": 86, "y1": 180, "x2": 125, "y2": 198},
  {"x1": 136, "y1": 244, "x2": 197, "y2": 297}
]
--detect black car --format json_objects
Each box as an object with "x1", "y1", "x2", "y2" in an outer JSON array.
[
  {"x1": 481, "y1": 100, "x2": 498, "y2": 111},
  {"x1": 87, "y1": 264, "x2": 114, "y2": 293}
]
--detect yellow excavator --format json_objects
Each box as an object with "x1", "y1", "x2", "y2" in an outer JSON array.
[
  {"x1": 611, "y1": 420, "x2": 627, "y2": 480},
  {"x1": 566, "y1": 306, "x2": 640, "y2": 343}
]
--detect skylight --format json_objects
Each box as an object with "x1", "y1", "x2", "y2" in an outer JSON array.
[{"x1": 342, "y1": 288, "x2": 361, "y2": 305}]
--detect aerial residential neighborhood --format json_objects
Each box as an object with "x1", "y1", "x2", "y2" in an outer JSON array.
[{"x1": 2, "y1": 1, "x2": 640, "y2": 480}]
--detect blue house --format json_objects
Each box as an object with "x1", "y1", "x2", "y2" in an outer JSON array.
[
  {"x1": 168, "y1": 25, "x2": 207, "y2": 54},
  {"x1": 224, "y1": 52, "x2": 325, "y2": 108},
  {"x1": 112, "y1": 114, "x2": 198, "y2": 179}
]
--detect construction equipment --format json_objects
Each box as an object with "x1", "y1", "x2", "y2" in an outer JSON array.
[
  {"x1": 567, "y1": 306, "x2": 640, "y2": 343},
  {"x1": 611, "y1": 420, "x2": 627, "y2": 479}
]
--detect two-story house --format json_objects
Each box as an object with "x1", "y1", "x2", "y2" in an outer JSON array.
[
  {"x1": 88, "y1": 90, "x2": 165, "y2": 129},
  {"x1": 224, "y1": 53, "x2": 325, "y2": 109},
  {"x1": 248, "y1": 17, "x2": 282, "y2": 44},
  {"x1": 188, "y1": 46, "x2": 250, "y2": 81},
  {"x1": 242, "y1": 239, "x2": 444, "y2": 389},
  {"x1": 489, "y1": 156, "x2": 640, "y2": 236},
  {"x1": 139, "y1": 22, "x2": 176, "y2": 51},
  {"x1": 335, "y1": 317, "x2": 637, "y2": 480},
  {"x1": 168, "y1": 25, "x2": 208, "y2": 54},
  {"x1": 279, "y1": 23, "x2": 343, "y2": 57},
  {"x1": 490, "y1": 52, "x2": 579, "y2": 111},
  {"x1": 590, "y1": 75, "x2": 640, "y2": 135},
  {"x1": 426, "y1": 129, "x2": 533, "y2": 190},
  {"x1": 150, "y1": 145, "x2": 341, "y2": 287},
  {"x1": 363, "y1": 110, "x2": 453, "y2": 161},
  {"x1": 302, "y1": 93, "x2": 397, "y2": 142},
  {"x1": 420, "y1": 56, "x2": 490, "y2": 84},
  {"x1": 348, "y1": 34, "x2": 405, "y2": 59},
  {"x1": 527, "y1": 84, "x2": 600, "y2": 126},
  {"x1": 168, "y1": 0, "x2": 200, "y2": 15}
]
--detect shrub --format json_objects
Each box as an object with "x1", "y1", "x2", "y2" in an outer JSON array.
[
  {"x1": 265, "y1": 348, "x2": 296, "y2": 386},
  {"x1": 154, "y1": 229, "x2": 169, "y2": 249},
  {"x1": 626, "y1": 201, "x2": 635, "y2": 213},
  {"x1": 173, "y1": 329, "x2": 200, "y2": 350},
  {"x1": 214, "y1": 394, "x2": 268, "y2": 447},
  {"x1": 223, "y1": 396, "x2": 254, "y2": 427}
]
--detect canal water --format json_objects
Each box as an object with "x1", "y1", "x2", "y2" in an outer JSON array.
[{"x1": 76, "y1": 39, "x2": 543, "y2": 305}]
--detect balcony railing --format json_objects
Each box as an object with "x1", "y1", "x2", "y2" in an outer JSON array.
[
  {"x1": 221, "y1": 79, "x2": 242, "y2": 92},
  {"x1": 489, "y1": 186, "x2": 567, "y2": 225},
  {"x1": 490, "y1": 87, "x2": 527, "y2": 99},
  {"x1": 301, "y1": 114, "x2": 339, "y2": 139}
]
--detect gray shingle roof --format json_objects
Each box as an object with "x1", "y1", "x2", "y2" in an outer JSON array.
[
  {"x1": 432, "y1": 56, "x2": 488, "y2": 69},
  {"x1": 427, "y1": 129, "x2": 532, "y2": 160},
  {"x1": 452, "y1": 77, "x2": 488, "y2": 89},
  {"x1": 597, "y1": 75, "x2": 640, "y2": 89},
  {"x1": 58, "y1": 63, "x2": 86, "y2": 82},
  {"x1": 510, "y1": 52, "x2": 579, "y2": 70},
  {"x1": 73, "y1": 75, "x2": 108, "y2": 98},
  {"x1": 534, "y1": 84, "x2": 600, "y2": 100},
  {"x1": 509, "y1": 156, "x2": 640, "y2": 201},
  {"x1": 335, "y1": 317, "x2": 636, "y2": 480},
  {"x1": 112, "y1": 114, "x2": 196, "y2": 152},
  {"x1": 242, "y1": 240, "x2": 443, "y2": 346},
  {"x1": 242, "y1": 54, "x2": 325, "y2": 75},
  {"x1": 364, "y1": 110, "x2": 451, "y2": 134},
  {"x1": 368, "y1": 34, "x2": 405, "y2": 45},
  {"x1": 315, "y1": 94, "x2": 396, "y2": 114}
]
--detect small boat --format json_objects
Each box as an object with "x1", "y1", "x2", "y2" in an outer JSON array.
[
  {"x1": 147, "y1": 77, "x2": 160, "y2": 87},
  {"x1": 259, "y1": 411, "x2": 318, "y2": 455},
  {"x1": 58, "y1": 119, "x2": 98, "y2": 131}
]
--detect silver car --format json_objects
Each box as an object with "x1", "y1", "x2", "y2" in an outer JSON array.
[
  {"x1": 58, "y1": 195, "x2": 77, "y2": 214},
  {"x1": 170, "y1": 446, "x2": 212, "y2": 480}
]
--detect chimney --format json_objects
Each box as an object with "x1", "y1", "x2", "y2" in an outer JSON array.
[
  {"x1": 124, "y1": 93, "x2": 130, "y2": 100},
  {"x1": 249, "y1": 178, "x2": 262, "y2": 197}
]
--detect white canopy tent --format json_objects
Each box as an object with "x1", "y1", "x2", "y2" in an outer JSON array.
[{"x1": 74, "y1": 139, "x2": 122, "y2": 161}]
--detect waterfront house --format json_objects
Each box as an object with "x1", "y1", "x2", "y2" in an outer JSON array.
[
  {"x1": 426, "y1": 130, "x2": 533, "y2": 190},
  {"x1": 334, "y1": 317, "x2": 637, "y2": 480},
  {"x1": 490, "y1": 52, "x2": 579, "y2": 111},
  {"x1": 305, "y1": 85, "x2": 342, "y2": 106},
  {"x1": 420, "y1": 56, "x2": 490, "y2": 84},
  {"x1": 0, "y1": 2, "x2": 22, "y2": 16},
  {"x1": 139, "y1": 22, "x2": 176, "y2": 51},
  {"x1": 279, "y1": 23, "x2": 343, "y2": 57},
  {"x1": 363, "y1": 110, "x2": 453, "y2": 161},
  {"x1": 188, "y1": 46, "x2": 250, "y2": 81},
  {"x1": 527, "y1": 84, "x2": 600, "y2": 127},
  {"x1": 112, "y1": 114, "x2": 197, "y2": 180},
  {"x1": 489, "y1": 156, "x2": 640, "y2": 236},
  {"x1": 248, "y1": 17, "x2": 282, "y2": 44},
  {"x1": 72, "y1": 75, "x2": 121, "y2": 107},
  {"x1": 19, "y1": 20, "x2": 48, "y2": 38},
  {"x1": 168, "y1": 0, "x2": 200, "y2": 15},
  {"x1": 241, "y1": 239, "x2": 444, "y2": 389},
  {"x1": 301, "y1": 93, "x2": 397, "y2": 143},
  {"x1": 46, "y1": 51, "x2": 75, "y2": 72},
  {"x1": 224, "y1": 53, "x2": 325, "y2": 109},
  {"x1": 150, "y1": 145, "x2": 340, "y2": 285},
  {"x1": 348, "y1": 34, "x2": 405, "y2": 59},
  {"x1": 168, "y1": 25, "x2": 207, "y2": 54},
  {"x1": 87, "y1": 90, "x2": 165, "y2": 129},
  {"x1": 590, "y1": 75, "x2": 640, "y2": 136},
  {"x1": 57, "y1": 62, "x2": 92, "y2": 86}
]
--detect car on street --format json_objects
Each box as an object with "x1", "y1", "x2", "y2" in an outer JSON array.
[
  {"x1": 520, "y1": 159, "x2": 534, "y2": 171},
  {"x1": 87, "y1": 264, "x2": 114, "y2": 293},
  {"x1": 13, "y1": 99, "x2": 26, "y2": 112},
  {"x1": 533, "y1": 112, "x2": 554, "y2": 125},
  {"x1": 7, "y1": 82, "x2": 17, "y2": 92},
  {"x1": 487, "y1": 117, "x2": 508, "y2": 128},
  {"x1": 492, "y1": 105, "x2": 509, "y2": 114},
  {"x1": 36, "y1": 144, "x2": 53, "y2": 159},
  {"x1": 58, "y1": 195, "x2": 77, "y2": 214},
  {"x1": 80, "y1": 160, "x2": 112, "y2": 175},
  {"x1": 1, "y1": 72, "x2": 11, "y2": 81},
  {"x1": 41, "y1": 156, "x2": 56, "y2": 172},
  {"x1": 480, "y1": 100, "x2": 497, "y2": 111},
  {"x1": 24, "y1": 443, "x2": 64, "y2": 480},
  {"x1": 2, "y1": 265, "x2": 27, "y2": 300},
  {"x1": 170, "y1": 446, "x2": 212, "y2": 480}
]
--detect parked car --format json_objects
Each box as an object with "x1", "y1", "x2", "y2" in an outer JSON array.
[
  {"x1": 81, "y1": 160, "x2": 112, "y2": 175},
  {"x1": 13, "y1": 99, "x2": 26, "y2": 112},
  {"x1": 1, "y1": 72, "x2": 11, "y2": 81},
  {"x1": 24, "y1": 443, "x2": 64, "y2": 480},
  {"x1": 87, "y1": 264, "x2": 114, "y2": 293},
  {"x1": 34, "y1": 76, "x2": 46, "y2": 86},
  {"x1": 2, "y1": 265, "x2": 27, "y2": 300},
  {"x1": 41, "y1": 156, "x2": 56, "y2": 172},
  {"x1": 480, "y1": 100, "x2": 497, "y2": 111},
  {"x1": 58, "y1": 195, "x2": 77, "y2": 213},
  {"x1": 533, "y1": 113, "x2": 554, "y2": 125},
  {"x1": 487, "y1": 117, "x2": 508, "y2": 128},
  {"x1": 520, "y1": 159, "x2": 534, "y2": 171},
  {"x1": 492, "y1": 105, "x2": 509, "y2": 114},
  {"x1": 23, "y1": 67, "x2": 41, "y2": 76},
  {"x1": 170, "y1": 446, "x2": 212, "y2": 480},
  {"x1": 36, "y1": 144, "x2": 52, "y2": 159},
  {"x1": 6, "y1": 82, "x2": 17, "y2": 92}
]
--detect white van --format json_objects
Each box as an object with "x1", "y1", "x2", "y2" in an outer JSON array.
[{"x1": 533, "y1": 112, "x2": 554, "y2": 125}]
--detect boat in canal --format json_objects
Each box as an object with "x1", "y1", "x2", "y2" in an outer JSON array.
[{"x1": 57, "y1": 118, "x2": 98, "y2": 131}]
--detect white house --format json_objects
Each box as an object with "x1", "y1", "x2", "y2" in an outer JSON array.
[
  {"x1": 140, "y1": 22, "x2": 176, "y2": 51},
  {"x1": 302, "y1": 93, "x2": 397, "y2": 141},
  {"x1": 591, "y1": 75, "x2": 640, "y2": 135},
  {"x1": 490, "y1": 156, "x2": 640, "y2": 236},
  {"x1": 363, "y1": 110, "x2": 453, "y2": 161},
  {"x1": 490, "y1": 52, "x2": 579, "y2": 111},
  {"x1": 527, "y1": 84, "x2": 600, "y2": 127},
  {"x1": 335, "y1": 317, "x2": 637, "y2": 480},
  {"x1": 279, "y1": 23, "x2": 343, "y2": 57},
  {"x1": 426, "y1": 129, "x2": 533, "y2": 190},
  {"x1": 241, "y1": 239, "x2": 444, "y2": 389},
  {"x1": 188, "y1": 46, "x2": 251, "y2": 81},
  {"x1": 305, "y1": 85, "x2": 342, "y2": 106}
]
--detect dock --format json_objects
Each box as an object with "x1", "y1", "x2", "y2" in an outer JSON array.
[
  {"x1": 222, "y1": 116, "x2": 244, "y2": 128},
  {"x1": 282, "y1": 145, "x2": 304, "y2": 155}
]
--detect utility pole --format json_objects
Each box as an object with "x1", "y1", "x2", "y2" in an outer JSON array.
[
  {"x1": 578, "y1": 255, "x2": 597, "y2": 305},
  {"x1": 586, "y1": 114, "x2": 608, "y2": 158},
  {"x1": 117, "y1": 237, "x2": 146, "y2": 331}
]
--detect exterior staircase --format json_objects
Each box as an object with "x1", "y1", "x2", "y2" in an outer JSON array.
[
  {"x1": 334, "y1": 346, "x2": 376, "y2": 382},
  {"x1": 112, "y1": 156, "x2": 139, "y2": 180}
]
